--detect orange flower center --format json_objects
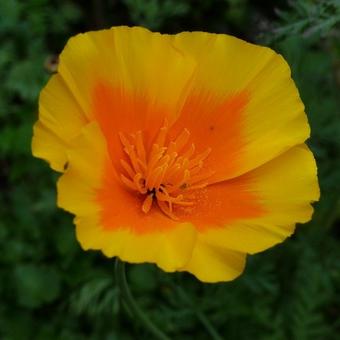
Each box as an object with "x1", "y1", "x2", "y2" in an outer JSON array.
[{"x1": 119, "y1": 121, "x2": 214, "y2": 220}]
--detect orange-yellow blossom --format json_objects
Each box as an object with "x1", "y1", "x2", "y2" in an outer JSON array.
[{"x1": 32, "y1": 27, "x2": 319, "y2": 282}]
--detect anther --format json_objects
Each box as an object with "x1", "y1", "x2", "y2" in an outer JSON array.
[{"x1": 119, "y1": 122, "x2": 213, "y2": 219}]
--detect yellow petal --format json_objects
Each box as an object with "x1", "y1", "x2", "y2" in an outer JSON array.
[
  {"x1": 33, "y1": 73, "x2": 88, "y2": 171},
  {"x1": 57, "y1": 121, "x2": 107, "y2": 214},
  {"x1": 76, "y1": 215, "x2": 197, "y2": 272},
  {"x1": 58, "y1": 26, "x2": 195, "y2": 120},
  {"x1": 198, "y1": 144, "x2": 319, "y2": 255},
  {"x1": 32, "y1": 121, "x2": 68, "y2": 171},
  {"x1": 172, "y1": 31, "x2": 310, "y2": 179},
  {"x1": 249, "y1": 144, "x2": 319, "y2": 223},
  {"x1": 180, "y1": 236, "x2": 246, "y2": 283},
  {"x1": 39, "y1": 74, "x2": 88, "y2": 138}
]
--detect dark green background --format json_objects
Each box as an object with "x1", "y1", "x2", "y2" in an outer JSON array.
[{"x1": 0, "y1": 0, "x2": 339, "y2": 339}]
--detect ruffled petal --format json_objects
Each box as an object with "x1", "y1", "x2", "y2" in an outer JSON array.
[
  {"x1": 75, "y1": 215, "x2": 196, "y2": 272},
  {"x1": 171, "y1": 31, "x2": 310, "y2": 181},
  {"x1": 59, "y1": 26, "x2": 195, "y2": 117},
  {"x1": 195, "y1": 144, "x2": 319, "y2": 255},
  {"x1": 32, "y1": 121, "x2": 68, "y2": 171},
  {"x1": 32, "y1": 74, "x2": 88, "y2": 171},
  {"x1": 180, "y1": 237, "x2": 246, "y2": 283}
]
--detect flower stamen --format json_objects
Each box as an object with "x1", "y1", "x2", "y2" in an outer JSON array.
[{"x1": 119, "y1": 122, "x2": 214, "y2": 219}]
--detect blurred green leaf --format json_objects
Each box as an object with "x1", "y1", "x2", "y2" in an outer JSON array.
[
  {"x1": 14, "y1": 264, "x2": 61, "y2": 308},
  {"x1": 123, "y1": 0, "x2": 190, "y2": 29}
]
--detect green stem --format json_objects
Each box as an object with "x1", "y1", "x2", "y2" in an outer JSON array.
[{"x1": 115, "y1": 259, "x2": 171, "y2": 340}]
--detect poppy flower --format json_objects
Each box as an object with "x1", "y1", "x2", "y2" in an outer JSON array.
[{"x1": 32, "y1": 26, "x2": 319, "y2": 282}]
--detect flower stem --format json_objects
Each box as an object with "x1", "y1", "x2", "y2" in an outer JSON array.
[{"x1": 115, "y1": 259, "x2": 170, "y2": 340}]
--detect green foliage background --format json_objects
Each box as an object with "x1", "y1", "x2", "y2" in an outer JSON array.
[{"x1": 0, "y1": 0, "x2": 339, "y2": 339}]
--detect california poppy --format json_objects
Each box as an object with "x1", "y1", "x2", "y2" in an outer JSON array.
[{"x1": 32, "y1": 26, "x2": 319, "y2": 282}]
